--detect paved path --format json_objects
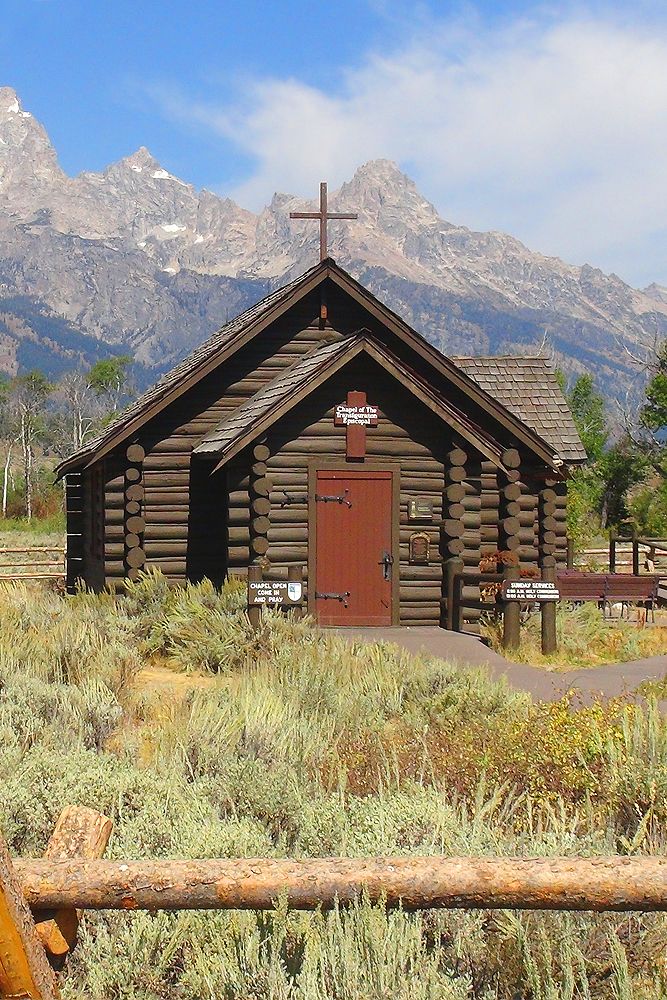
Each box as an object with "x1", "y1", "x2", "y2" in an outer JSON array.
[{"x1": 332, "y1": 627, "x2": 667, "y2": 702}]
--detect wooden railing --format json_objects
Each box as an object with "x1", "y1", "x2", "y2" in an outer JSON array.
[
  {"x1": 578, "y1": 535, "x2": 667, "y2": 574},
  {"x1": 0, "y1": 547, "x2": 65, "y2": 582},
  {"x1": 447, "y1": 566, "x2": 559, "y2": 653},
  {"x1": 448, "y1": 571, "x2": 503, "y2": 634},
  {"x1": 3, "y1": 806, "x2": 667, "y2": 998}
]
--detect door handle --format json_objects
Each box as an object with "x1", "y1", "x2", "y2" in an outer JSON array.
[{"x1": 379, "y1": 551, "x2": 394, "y2": 580}]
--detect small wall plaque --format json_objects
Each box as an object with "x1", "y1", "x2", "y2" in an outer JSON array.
[
  {"x1": 409, "y1": 531, "x2": 431, "y2": 564},
  {"x1": 408, "y1": 498, "x2": 433, "y2": 521}
]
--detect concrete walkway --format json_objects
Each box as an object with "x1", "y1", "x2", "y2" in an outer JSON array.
[{"x1": 333, "y1": 627, "x2": 667, "y2": 702}]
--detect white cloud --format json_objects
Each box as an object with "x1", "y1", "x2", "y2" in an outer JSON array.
[{"x1": 153, "y1": 11, "x2": 667, "y2": 286}]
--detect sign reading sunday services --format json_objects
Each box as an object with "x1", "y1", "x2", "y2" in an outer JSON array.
[{"x1": 500, "y1": 580, "x2": 560, "y2": 602}]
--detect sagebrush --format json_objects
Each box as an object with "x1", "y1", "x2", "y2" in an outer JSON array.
[{"x1": 1, "y1": 574, "x2": 666, "y2": 998}]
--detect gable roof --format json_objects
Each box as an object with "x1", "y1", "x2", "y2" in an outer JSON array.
[
  {"x1": 194, "y1": 334, "x2": 509, "y2": 470},
  {"x1": 56, "y1": 259, "x2": 581, "y2": 477},
  {"x1": 454, "y1": 356, "x2": 587, "y2": 464},
  {"x1": 55, "y1": 260, "x2": 328, "y2": 477}
]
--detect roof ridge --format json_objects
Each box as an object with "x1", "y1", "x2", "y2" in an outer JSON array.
[{"x1": 454, "y1": 355, "x2": 551, "y2": 362}]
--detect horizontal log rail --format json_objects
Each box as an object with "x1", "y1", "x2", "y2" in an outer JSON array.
[
  {"x1": 0, "y1": 547, "x2": 65, "y2": 582},
  {"x1": 12, "y1": 856, "x2": 667, "y2": 913},
  {"x1": 0, "y1": 547, "x2": 63, "y2": 553}
]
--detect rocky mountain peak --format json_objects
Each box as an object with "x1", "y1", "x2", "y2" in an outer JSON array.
[
  {"x1": 337, "y1": 158, "x2": 442, "y2": 234},
  {"x1": 0, "y1": 86, "x2": 28, "y2": 116},
  {"x1": 0, "y1": 87, "x2": 63, "y2": 204},
  {"x1": 0, "y1": 85, "x2": 663, "y2": 395},
  {"x1": 644, "y1": 282, "x2": 667, "y2": 306},
  {"x1": 118, "y1": 146, "x2": 162, "y2": 174},
  {"x1": 104, "y1": 146, "x2": 185, "y2": 187}
]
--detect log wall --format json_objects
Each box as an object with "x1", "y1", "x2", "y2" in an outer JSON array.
[
  {"x1": 99, "y1": 292, "x2": 327, "y2": 585},
  {"x1": 79, "y1": 282, "x2": 570, "y2": 612},
  {"x1": 225, "y1": 354, "x2": 519, "y2": 627}
]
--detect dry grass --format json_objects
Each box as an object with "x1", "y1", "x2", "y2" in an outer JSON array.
[{"x1": 482, "y1": 601, "x2": 667, "y2": 669}]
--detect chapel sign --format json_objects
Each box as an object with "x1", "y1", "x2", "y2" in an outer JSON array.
[
  {"x1": 334, "y1": 403, "x2": 379, "y2": 427},
  {"x1": 334, "y1": 390, "x2": 378, "y2": 459},
  {"x1": 248, "y1": 579, "x2": 303, "y2": 607}
]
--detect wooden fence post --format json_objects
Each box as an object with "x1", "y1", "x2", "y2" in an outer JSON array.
[
  {"x1": 632, "y1": 528, "x2": 640, "y2": 576},
  {"x1": 502, "y1": 563, "x2": 521, "y2": 651},
  {"x1": 541, "y1": 560, "x2": 558, "y2": 656},
  {"x1": 445, "y1": 556, "x2": 464, "y2": 630},
  {"x1": 247, "y1": 564, "x2": 262, "y2": 631},
  {"x1": 34, "y1": 806, "x2": 112, "y2": 969},
  {"x1": 0, "y1": 829, "x2": 60, "y2": 999},
  {"x1": 609, "y1": 530, "x2": 616, "y2": 574},
  {"x1": 566, "y1": 536, "x2": 574, "y2": 570}
]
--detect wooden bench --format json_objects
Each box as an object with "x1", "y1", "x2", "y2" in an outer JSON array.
[
  {"x1": 603, "y1": 574, "x2": 660, "y2": 621},
  {"x1": 556, "y1": 571, "x2": 661, "y2": 621},
  {"x1": 556, "y1": 572, "x2": 607, "y2": 603}
]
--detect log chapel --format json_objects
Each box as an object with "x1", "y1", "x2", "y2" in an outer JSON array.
[{"x1": 57, "y1": 256, "x2": 586, "y2": 628}]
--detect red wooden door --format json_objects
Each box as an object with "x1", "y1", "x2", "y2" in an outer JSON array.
[{"x1": 314, "y1": 469, "x2": 394, "y2": 626}]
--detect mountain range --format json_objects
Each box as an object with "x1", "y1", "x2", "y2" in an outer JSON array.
[{"x1": 0, "y1": 84, "x2": 665, "y2": 396}]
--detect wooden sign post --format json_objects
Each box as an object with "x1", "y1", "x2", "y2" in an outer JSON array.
[
  {"x1": 0, "y1": 830, "x2": 60, "y2": 999},
  {"x1": 247, "y1": 565, "x2": 304, "y2": 630}
]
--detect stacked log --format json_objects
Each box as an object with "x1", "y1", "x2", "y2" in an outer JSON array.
[
  {"x1": 441, "y1": 447, "x2": 467, "y2": 561},
  {"x1": 442, "y1": 447, "x2": 468, "y2": 629},
  {"x1": 517, "y1": 488, "x2": 538, "y2": 569},
  {"x1": 537, "y1": 482, "x2": 558, "y2": 567},
  {"x1": 553, "y1": 481, "x2": 568, "y2": 565},
  {"x1": 538, "y1": 480, "x2": 559, "y2": 654},
  {"x1": 65, "y1": 472, "x2": 84, "y2": 592},
  {"x1": 249, "y1": 444, "x2": 271, "y2": 564},
  {"x1": 124, "y1": 444, "x2": 146, "y2": 581}
]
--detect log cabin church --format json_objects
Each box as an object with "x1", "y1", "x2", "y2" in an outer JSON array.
[{"x1": 57, "y1": 257, "x2": 585, "y2": 628}]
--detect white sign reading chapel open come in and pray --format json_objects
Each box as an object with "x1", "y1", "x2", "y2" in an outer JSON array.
[
  {"x1": 334, "y1": 403, "x2": 379, "y2": 427},
  {"x1": 248, "y1": 580, "x2": 303, "y2": 606}
]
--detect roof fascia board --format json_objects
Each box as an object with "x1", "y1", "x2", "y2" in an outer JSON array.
[{"x1": 327, "y1": 267, "x2": 558, "y2": 466}]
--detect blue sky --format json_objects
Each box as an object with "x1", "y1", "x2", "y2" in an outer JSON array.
[{"x1": 2, "y1": 0, "x2": 667, "y2": 286}]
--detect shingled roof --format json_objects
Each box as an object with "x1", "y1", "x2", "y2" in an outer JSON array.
[
  {"x1": 454, "y1": 356, "x2": 586, "y2": 464},
  {"x1": 194, "y1": 335, "x2": 509, "y2": 469},
  {"x1": 56, "y1": 261, "x2": 326, "y2": 476},
  {"x1": 56, "y1": 260, "x2": 584, "y2": 477}
]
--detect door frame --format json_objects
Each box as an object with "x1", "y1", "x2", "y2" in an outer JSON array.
[{"x1": 307, "y1": 460, "x2": 401, "y2": 625}]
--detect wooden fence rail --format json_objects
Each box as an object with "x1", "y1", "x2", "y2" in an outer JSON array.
[
  {"x1": 0, "y1": 547, "x2": 65, "y2": 582},
  {"x1": 4, "y1": 806, "x2": 667, "y2": 999},
  {"x1": 13, "y1": 855, "x2": 667, "y2": 914}
]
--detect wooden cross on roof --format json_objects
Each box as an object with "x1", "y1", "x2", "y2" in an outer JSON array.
[{"x1": 290, "y1": 182, "x2": 357, "y2": 261}]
